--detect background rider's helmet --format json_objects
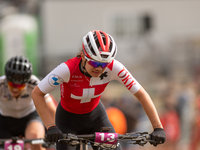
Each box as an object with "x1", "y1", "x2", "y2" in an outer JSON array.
[
  {"x1": 5, "y1": 56, "x2": 32, "y2": 84},
  {"x1": 82, "y1": 30, "x2": 117, "y2": 63}
]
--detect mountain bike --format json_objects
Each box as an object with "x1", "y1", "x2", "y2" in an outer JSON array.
[
  {"x1": 55, "y1": 127, "x2": 156, "y2": 150},
  {"x1": 0, "y1": 136, "x2": 55, "y2": 150}
]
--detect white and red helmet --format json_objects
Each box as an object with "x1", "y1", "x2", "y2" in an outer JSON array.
[{"x1": 82, "y1": 30, "x2": 117, "y2": 63}]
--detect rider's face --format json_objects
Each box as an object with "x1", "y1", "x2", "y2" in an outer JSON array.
[
  {"x1": 81, "y1": 53, "x2": 107, "y2": 77},
  {"x1": 86, "y1": 62, "x2": 107, "y2": 77},
  {"x1": 7, "y1": 81, "x2": 26, "y2": 98}
]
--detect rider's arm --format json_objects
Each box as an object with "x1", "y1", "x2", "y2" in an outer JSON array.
[
  {"x1": 32, "y1": 63, "x2": 70, "y2": 129},
  {"x1": 134, "y1": 86, "x2": 163, "y2": 129},
  {"x1": 111, "y1": 60, "x2": 163, "y2": 129},
  {"x1": 44, "y1": 94, "x2": 57, "y2": 123},
  {"x1": 32, "y1": 86, "x2": 55, "y2": 129}
]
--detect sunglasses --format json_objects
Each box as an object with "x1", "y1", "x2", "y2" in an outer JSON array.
[
  {"x1": 85, "y1": 57, "x2": 110, "y2": 68},
  {"x1": 7, "y1": 81, "x2": 26, "y2": 90}
]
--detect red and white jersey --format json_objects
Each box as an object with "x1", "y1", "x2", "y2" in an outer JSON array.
[{"x1": 38, "y1": 57, "x2": 141, "y2": 114}]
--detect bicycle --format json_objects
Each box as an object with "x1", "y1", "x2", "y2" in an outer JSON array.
[
  {"x1": 54, "y1": 127, "x2": 156, "y2": 150},
  {"x1": 0, "y1": 136, "x2": 55, "y2": 150}
]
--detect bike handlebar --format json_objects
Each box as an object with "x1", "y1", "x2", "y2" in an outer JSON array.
[
  {"x1": 56, "y1": 131, "x2": 155, "y2": 148},
  {"x1": 0, "y1": 131, "x2": 155, "y2": 149}
]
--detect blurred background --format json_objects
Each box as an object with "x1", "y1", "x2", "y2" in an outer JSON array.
[{"x1": 1, "y1": 0, "x2": 200, "y2": 150}]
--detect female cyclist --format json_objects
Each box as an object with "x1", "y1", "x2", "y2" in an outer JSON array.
[
  {"x1": 0, "y1": 56, "x2": 57, "y2": 150},
  {"x1": 32, "y1": 30, "x2": 166, "y2": 150}
]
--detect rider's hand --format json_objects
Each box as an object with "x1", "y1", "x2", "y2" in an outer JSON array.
[
  {"x1": 46, "y1": 126, "x2": 63, "y2": 142},
  {"x1": 150, "y1": 128, "x2": 166, "y2": 146}
]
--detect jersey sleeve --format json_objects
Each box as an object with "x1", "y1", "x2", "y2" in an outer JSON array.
[
  {"x1": 29, "y1": 74, "x2": 53, "y2": 102},
  {"x1": 28, "y1": 75, "x2": 40, "y2": 87},
  {"x1": 38, "y1": 63, "x2": 70, "y2": 94},
  {"x1": 112, "y1": 60, "x2": 141, "y2": 94}
]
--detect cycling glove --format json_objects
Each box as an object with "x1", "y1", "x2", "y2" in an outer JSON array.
[
  {"x1": 150, "y1": 128, "x2": 166, "y2": 146},
  {"x1": 46, "y1": 126, "x2": 63, "y2": 142}
]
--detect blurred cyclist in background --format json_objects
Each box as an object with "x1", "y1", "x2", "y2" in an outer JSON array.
[
  {"x1": 0, "y1": 56, "x2": 57, "y2": 150},
  {"x1": 32, "y1": 30, "x2": 166, "y2": 150}
]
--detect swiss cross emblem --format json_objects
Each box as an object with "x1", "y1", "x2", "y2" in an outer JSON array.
[{"x1": 71, "y1": 88, "x2": 102, "y2": 103}]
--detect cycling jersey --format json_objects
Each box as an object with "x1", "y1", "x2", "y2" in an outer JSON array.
[
  {"x1": 0, "y1": 75, "x2": 42, "y2": 118},
  {"x1": 38, "y1": 57, "x2": 141, "y2": 114}
]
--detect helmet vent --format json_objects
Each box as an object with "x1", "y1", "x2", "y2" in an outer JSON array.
[
  {"x1": 99, "y1": 32, "x2": 107, "y2": 45},
  {"x1": 13, "y1": 63, "x2": 16, "y2": 70},
  {"x1": 112, "y1": 47, "x2": 117, "y2": 57},
  {"x1": 19, "y1": 64, "x2": 22, "y2": 71},
  {"x1": 94, "y1": 32, "x2": 107, "y2": 51},
  {"x1": 93, "y1": 33, "x2": 101, "y2": 51},
  {"x1": 109, "y1": 42, "x2": 113, "y2": 52},
  {"x1": 103, "y1": 38, "x2": 106, "y2": 45},
  {"x1": 95, "y1": 39, "x2": 101, "y2": 51},
  {"x1": 86, "y1": 36, "x2": 96, "y2": 56},
  {"x1": 100, "y1": 54, "x2": 108, "y2": 58}
]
